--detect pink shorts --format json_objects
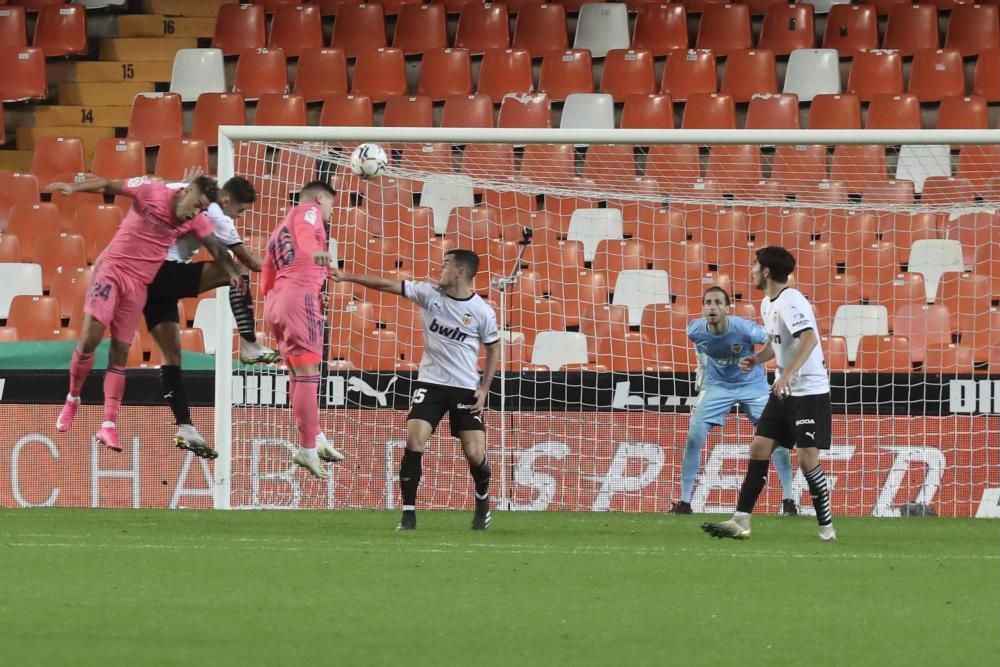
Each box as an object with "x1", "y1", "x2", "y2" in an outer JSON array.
[
  {"x1": 84, "y1": 262, "x2": 148, "y2": 344},
  {"x1": 264, "y1": 287, "x2": 323, "y2": 366}
]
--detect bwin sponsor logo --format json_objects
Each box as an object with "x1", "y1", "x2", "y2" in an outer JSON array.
[{"x1": 429, "y1": 318, "x2": 468, "y2": 341}]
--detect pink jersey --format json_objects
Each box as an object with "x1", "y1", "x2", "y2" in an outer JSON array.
[
  {"x1": 261, "y1": 203, "x2": 328, "y2": 295},
  {"x1": 98, "y1": 177, "x2": 214, "y2": 284}
]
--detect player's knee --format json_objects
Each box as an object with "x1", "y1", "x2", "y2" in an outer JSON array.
[
  {"x1": 404, "y1": 438, "x2": 426, "y2": 453},
  {"x1": 161, "y1": 349, "x2": 182, "y2": 366},
  {"x1": 749, "y1": 437, "x2": 774, "y2": 460},
  {"x1": 107, "y1": 340, "x2": 129, "y2": 366}
]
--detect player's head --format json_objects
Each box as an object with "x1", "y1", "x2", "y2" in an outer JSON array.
[
  {"x1": 440, "y1": 249, "x2": 479, "y2": 289},
  {"x1": 174, "y1": 176, "x2": 218, "y2": 222},
  {"x1": 219, "y1": 176, "x2": 256, "y2": 219},
  {"x1": 298, "y1": 180, "x2": 337, "y2": 222},
  {"x1": 752, "y1": 246, "x2": 796, "y2": 288},
  {"x1": 702, "y1": 286, "x2": 731, "y2": 324}
]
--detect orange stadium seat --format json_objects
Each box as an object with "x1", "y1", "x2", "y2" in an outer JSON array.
[
  {"x1": 442, "y1": 94, "x2": 494, "y2": 127},
  {"x1": 538, "y1": 49, "x2": 593, "y2": 101},
  {"x1": 771, "y1": 145, "x2": 828, "y2": 185},
  {"x1": 153, "y1": 138, "x2": 208, "y2": 180},
  {"x1": 460, "y1": 143, "x2": 513, "y2": 180},
  {"x1": 855, "y1": 335, "x2": 913, "y2": 372},
  {"x1": 973, "y1": 48, "x2": 1000, "y2": 102},
  {"x1": 592, "y1": 239, "x2": 648, "y2": 284},
  {"x1": 883, "y1": 4, "x2": 939, "y2": 56},
  {"x1": 70, "y1": 203, "x2": 120, "y2": 263},
  {"x1": 0, "y1": 233, "x2": 21, "y2": 262},
  {"x1": 319, "y1": 93, "x2": 373, "y2": 126},
  {"x1": 745, "y1": 93, "x2": 799, "y2": 129},
  {"x1": 351, "y1": 47, "x2": 407, "y2": 103},
  {"x1": 820, "y1": 335, "x2": 849, "y2": 371},
  {"x1": 548, "y1": 270, "x2": 611, "y2": 327},
  {"x1": 512, "y1": 2, "x2": 568, "y2": 56},
  {"x1": 661, "y1": 49, "x2": 716, "y2": 101},
  {"x1": 583, "y1": 144, "x2": 637, "y2": 188},
  {"x1": 946, "y1": 4, "x2": 1000, "y2": 57},
  {"x1": 866, "y1": 93, "x2": 921, "y2": 129},
  {"x1": 847, "y1": 50, "x2": 904, "y2": 101},
  {"x1": 922, "y1": 176, "x2": 977, "y2": 207},
  {"x1": 128, "y1": 93, "x2": 183, "y2": 147},
  {"x1": 454, "y1": 2, "x2": 509, "y2": 54},
  {"x1": 50, "y1": 186, "x2": 101, "y2": 222},
  {"x1": 251, "y1": 0, "x2": 304, "y2": 14},
  {"x1": 0, "y1": 327, "x2": 18, "y2": 342},
  {"x1": 595, "y1": 332, "x2": 650, "y2": 372},
  {"x1": 331, "y1": 3, "x2": 387, "y2": 58},
  {"x1": 681, "y1": 92, "x2": 735, "y2": 129},
  {"x1": 6, "y1": 294, "x2": 60, "y2": 336},
  {"x1": 292, "y1": 48, "x2": 348, "y2": 102},
  {"x1": 0, "y1": 47, "x2": 46, "y2": 102},
  {"x1": 937, "y1": 271, "x2": 993, "y2": 333},
  {"x1": 417, "y1": 48, "x2": 472, "y2": 100},
  {"x1": 721, "y1": 50, "x2": 778, "y2": 103},
  {"x1": 31, "y1": 136, "x2": 84, "y2": 189},
  {"x1": 908, "y1": 49, "x2": 965, "y2": 102},
  {"x1": 32, "y1": 4, "x2": 86, "y2": 57},
  {"x1": 254, "y1": 93, "x2": 306, "y2": 125},
  {"x1": 923, "y1": 344, "x2": 976, "y2": 374},
  {"x1": 894, "y1": 304, "x2": 953, "y2": 362},
  {"x1": 49, "y1": 265, "x2": 91, "y2": 321},
  {"x1": 507, "y1": 295, "x2": 567, "y2": 346},
  {"x1": 696, "y1": 3, "x2": 751, "y2": 55},
  {"x1": 268, "y1": 4, "x2": 322, "y2": 58},
  {"x1": 0, "y1": 170, "x2": 38, "y2": 228},
  {"x1": 705, "y1": 145, "x2": 762, "y2": 195},
  {"x1": 517, "y1": 143, "x2": 573, "y2": 186},
  {"x1": 855, "y1": 241, "x2": 901, "y2": 291},
  {"x1": 448, "y1": 206, "x2": 501, "y2": 243},
  {"x1": 862, "y1": 179, "x2": 914, "y2": 205},
  {"x1": 645, "y1": 144, "x2": 701, "y2": 192},
  {"x1": 758, "y1": 3, "x2": 814, "y2": 56},
  {"x1": 822, "y1": 4, "x2": 878, "y2": 56},
  {"x1": 621, "y1": 93, "x2": 673, "y2": 129},
  {"x1": 0, "y1": 5, "x2": 26, "y2": 49},
  {"x1": 600, "y1": 49, "x2": 656, "y2": 102},
  {"x1": 393, "y1": 2, "x2": 448, "y2": 54},
  {"x1": 384, "y1": 95, "x2": 433, "y2": 127},
  {"x1": 233, "y1": 48, "x2": 288, "y2": 100},
  {"x1": 868, "y1": 0, "x2": 907, "y2": 15},
  {"x1": 34, "y1": 232, "x2": 85, "y2": 290},
  {"x1": 937, "y1": 95, "x2": 989, "y2": 130},
  {"x1": 191, "y1": 93, "x2": 246, "y2": 145},
  {"x1": 831, "y1": 144, "x2": 888, "y2": 189},
  {"x1": 808, "y1": 93, "x2": 862, "y2": 129},
  {"x1": 212, "y1": 4, "x2": 266, "y2": 56},
  {"x1": 957, "y1": 144, "x2": 1000, "y2": 194},
  {"x1": 91, "y1": 138, "x2": 145, "y2": 180},
  {"x1": 631, "y1": 3, "x2": 687, "y2": 56},
  {"x1": 497, "y1": 92, "x2": 550, "y2": 128},
  {"x1": 477, "y1": 48, "x2": 532, "y2": 99}
]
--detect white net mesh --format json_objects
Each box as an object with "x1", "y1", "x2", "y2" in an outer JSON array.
[{"x1": 222, "y1": 134, "x2": 1000, "y2": 516}]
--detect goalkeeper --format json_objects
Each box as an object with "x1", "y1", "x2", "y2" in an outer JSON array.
[{"x1": 669, "y1": 287, "x2": 798, "y2": 516}]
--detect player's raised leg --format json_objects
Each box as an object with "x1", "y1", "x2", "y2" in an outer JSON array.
[
  {"x1": 398, "y1": 418, "x2": 433, "y2": 530},
  {"x1": 199, "y1": 262, "x2": 278, "y2": 364},
  {"x1": 57, "y1": 313, "x2": 104, "y2": 432}
]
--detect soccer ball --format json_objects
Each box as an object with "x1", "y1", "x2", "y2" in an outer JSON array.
[{"x1": 350, "y1": 143, "x2": 388, "y2": 180}]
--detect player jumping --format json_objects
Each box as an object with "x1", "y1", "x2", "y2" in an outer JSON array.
[
  {"x1": 331, "y1": 249, "x2": 501, "y2": 531},
  {"x1": 701, "y1": 247, "x2": 836, "y2": 541},
  {"x1": 669, "y1": 286, "x2": 798, "y2": 516},
  {"x1": 260, "y1": 181, "x2": 345, "y2": 479},
  {"x1": 51, "y1": 175, "x2": 244, "y2": 452},
  {"x1": 146, "y1": 175, "x2": 278, "y2": 460}
]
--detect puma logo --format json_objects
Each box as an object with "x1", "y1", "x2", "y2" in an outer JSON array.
[{"x1": 805, "y1": 431, "x2": 815, "y2": 439}]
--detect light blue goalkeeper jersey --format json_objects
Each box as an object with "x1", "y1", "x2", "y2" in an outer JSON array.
[{"x1": 686, "y1": 316, "x2": 769, "y2": 391}]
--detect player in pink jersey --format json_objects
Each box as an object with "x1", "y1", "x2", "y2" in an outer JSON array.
[
  {"x1": 261, "y1": 181, "x2": 344, "y2": 478},
  {"x1": 48, "y1": 175, "x2": 243, "y2": 452}
]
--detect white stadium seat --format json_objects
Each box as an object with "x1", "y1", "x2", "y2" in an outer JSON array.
[
  {"x1": 170, "y1": 48, "x2": 227, "y2": 103},
  {"x1": 895, "y1": 144, "x2": 951, "y2": 194},
  {"x1": 419, "y1": 176, "x2": 475, "y2": 234},
  {"x1": 560, "y1": 93, "x2": 615, "y2": 129},
  {"x1": 530, "y1": 331, "x2": 589, "y2": 370},
  {"x1": 0, "y1": 263, "x2": 43, "y2": 319},
  {"x1": 574, "y1": 4, "x2": 630, "y2": 58},
  {"x1": 908, "y1": 239, "x2": 967, "y2": 302},
  {"x1": 567, "y1": 208, "x2": 624, "y2": 262},
  {"x1": 783, "y1": 49, "x2": 841, "y2": 102},
  {"x1": 611, "y1": 269, "x2": 670, "y2": 326},
  {"x1": 831, "y1": 304, "x2": 889, "y2": 362}
]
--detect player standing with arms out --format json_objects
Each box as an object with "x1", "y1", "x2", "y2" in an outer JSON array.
[
  {"x1": 702, "y1": 247, "x2": 836, "y2": 541},
  {"x1": 669, "y1": 286, "x2": 798, "y2": 516},
  {"x1": 261, "y1": 181, "x2": 345, "y2": 479},
  {"x1": 145, "y1": 176, "x2": 278, "y2": 460},
  {"x1": 51, "y1": 175, "x2": 243, "y2": 451},
  {"x1": 331, "y1": 249, "x2": 501, "y2": 531}
]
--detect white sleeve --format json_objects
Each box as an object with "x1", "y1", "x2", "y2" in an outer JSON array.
[
  {"x1": 207, "y1": 203, "x2": 242, "y2": 246},
  {"x1": 779, "y1": 291, "x2": 817, "y2": 336},
  {"x1": 480, "y1": 305, "x2": 500, "y2": 345},
  {"x1": 402, "y1": 281, "x2": 435, "y2": 309}
]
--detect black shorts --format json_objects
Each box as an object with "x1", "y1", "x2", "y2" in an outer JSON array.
[
  {"x1": 143, "y1": 261, "x2": 206, "y2": 329},
  {"x1": 406, "y1": 381, "x2": 485, "y2": 438},
  {"x1": 755, "y1": 392, "x2": 832, "y2": 450}
]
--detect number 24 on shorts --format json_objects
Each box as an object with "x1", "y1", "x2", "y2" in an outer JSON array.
[{"x1": 90, "y1": 282, "x2": 112, "y2": 301}]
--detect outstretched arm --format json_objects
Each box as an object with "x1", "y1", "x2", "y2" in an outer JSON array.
[
  {"x1": 329, "y1": 268, "x2": 403, "y2": 296},
  {"x1": 199, "y1": 234, "x2": 244, "y2": 290},
  {"x1": 230, "y1": 243, "x2": 263, "y2": 272},
  {"x1": 739, "y1": 340, "x2": 775, "y2": 372},
  {"x1": 48, "y1": 177, "x2": 128, "y2": 197}
]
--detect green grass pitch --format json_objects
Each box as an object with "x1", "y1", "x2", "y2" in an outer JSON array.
[{"x1": 2, "y1": 510, "x2": 997, "y2": 666}]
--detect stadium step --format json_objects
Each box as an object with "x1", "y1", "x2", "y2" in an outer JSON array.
[
  {"x1": 0, "y1": 150, "x2": 34, "y2": 172},
  {"x1": 48, "y1": 61, "x2": 174, "y2": 84},
  {"x1": 57, "y1": 82, "x2": 157, "y2": 106},
  {"x1": 16, "y1": 126, "x2": 115, "y2": 153},
  {"x1": 142, "y1": 0, "x2": 233, "y2": 18},
  {"x1": 32, "y1": 106, "x2": 133, "y2": 128},
  {"x1": 118, "y1": 15, "x2": 217, "y2": 39},
  {"x1": 99, "y1": 37, "x2": 199, "y2": 62}
]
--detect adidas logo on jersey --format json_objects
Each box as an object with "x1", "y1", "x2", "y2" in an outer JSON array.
[{"x1": 429, "y1": 318, "x2": 469, "y2": 342}]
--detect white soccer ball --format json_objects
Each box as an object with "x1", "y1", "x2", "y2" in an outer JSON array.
[{"x1": 350, "y1": 143, "x2": 388, "y2": 180}]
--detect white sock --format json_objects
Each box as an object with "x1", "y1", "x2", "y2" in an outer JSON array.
[
  {"x1": 101, "y1": 421, "x2": 115, "y2": 428},
  {"x1": 299, "y1": 447, "x2": 319, "y2": 460},
  {"x1": 66, "y1": 394, "x2": 80, "y2": 403}
]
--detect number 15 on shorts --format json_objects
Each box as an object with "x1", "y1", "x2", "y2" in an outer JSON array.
[{"x1": 411, "y1": 388, "x2": 426, "y2": 405}]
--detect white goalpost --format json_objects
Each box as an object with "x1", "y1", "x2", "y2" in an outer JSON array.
[{"x1": 212, "y1": 126, "x2": 1000, "y2": 517}]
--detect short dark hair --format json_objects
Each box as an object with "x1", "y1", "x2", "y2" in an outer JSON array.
[
  {"x1": 300, "y1": 180, "x2": 336, "y2": 201},
  {"x1": 703, "y1": 286, "x2": 731, "y2": 305},
  {"x1": 445, "y1": 248, "x2": 479, "y2": 277},
  {"x1": 222, "y1": 176, "x2": 256, "y2": 205},
  {"x1": 755, "y1": 246, "x2": 796, "y2": 283},
  {"x1": 191, "y1": 175, "x2": 219, "y2": 204}
]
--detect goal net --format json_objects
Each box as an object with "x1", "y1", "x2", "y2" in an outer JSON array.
[{"x1": 214, "y1": 127, "x2": 1000, "y2": 517}]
